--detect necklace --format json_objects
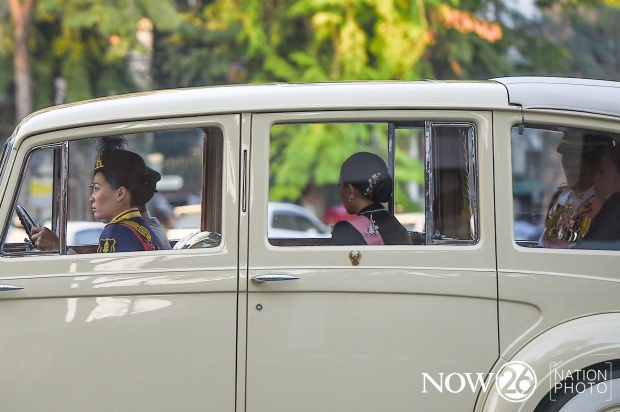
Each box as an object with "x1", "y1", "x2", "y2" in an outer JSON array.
[
  {"x1": 358, "y1": 208, "x2": 383, "y2": 237},
  {"x1": 364, "y1": 215, "x2": 380, "y2": 237},
  {"x1": 359, "y1": 208, "x2": 386, "y2": 215}
]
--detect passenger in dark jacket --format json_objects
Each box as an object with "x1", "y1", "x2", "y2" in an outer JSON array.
[
  {"x1": 576, "y1": 141, "x2": 620, "y2": 250},
  {"x1": 331, "y1": 152, "x2": 411, "y2": 246}
]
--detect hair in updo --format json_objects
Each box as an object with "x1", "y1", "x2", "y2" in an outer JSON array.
[
  {"x1": 340, "y1": 152, "x2": 392, "y2": 203},
  {"x1": 95, "y1": 136, "x2": 161, "y2": 206}
]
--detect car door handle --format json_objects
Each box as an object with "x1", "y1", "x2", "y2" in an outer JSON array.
[
  {"x1": 0, "y1": 284, "x2": 24, "y2": 291},
  {"x1": 251, "y1": 274, "x2": 300, "y2": 283}
]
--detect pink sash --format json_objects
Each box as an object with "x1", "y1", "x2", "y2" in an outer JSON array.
[{"x1": 348, "y1": 215, "x2": 385, "y2": 245}]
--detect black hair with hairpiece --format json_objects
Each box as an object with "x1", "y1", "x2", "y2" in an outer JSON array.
[
  {"x1": 94, "y1": 136, "x2": 161, "y2": 206},
  {"x1": 340, "y1": 152, "x2": 392, "y2": 203}
]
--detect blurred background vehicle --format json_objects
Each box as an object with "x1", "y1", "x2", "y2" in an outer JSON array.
[
  {"x1": 323, "y1": 204, "x2": 350, "y2": 227},
  {"x1": 166, "y1": 204, "x2": 202, "y2": 240},
  {"x1": 394, "y1": 212, "x2": 425, "y2": 232},
  {"x1": 268, "y1": 202, "x2": 331, "y2": 238},
  {"x1": 166, "y1": 202, "x2": 331, "y2": 240}
]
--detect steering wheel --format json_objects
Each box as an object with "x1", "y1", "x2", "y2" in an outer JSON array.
[{"x1": 15, "y1": 203, "x2": 37, "y2": 239}]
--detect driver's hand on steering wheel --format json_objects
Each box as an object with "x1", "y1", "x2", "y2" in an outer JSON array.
[{"x1": 30, "y1": 226, "x2": 60, "y2": 251}]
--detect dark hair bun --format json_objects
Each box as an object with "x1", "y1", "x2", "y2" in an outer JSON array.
[
  {"x1": 373, "y1": 177, "x2": 392, "y2": 203},
  {"x1": 340, "y1": 152, "x2": 392, "y2": 203},
  {"x1": 94, "y1": 149, "x2": 160, "y2": 206}
]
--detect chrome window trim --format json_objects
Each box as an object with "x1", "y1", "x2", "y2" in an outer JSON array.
[
  {"x1": 426, "y1": 122, "x2": 479, "y2": 245},
  {"x1": 58, "y1": 142, "x2": 69, "y2": 254},
  {"x1": 1, "y1": 143, "x2": 65, "y2": 257}
]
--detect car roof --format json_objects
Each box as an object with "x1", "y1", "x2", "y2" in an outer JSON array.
[
  {"x1": 11, "y1": 77, "x2": 620, "y2": 142},
  {"x1": 13, "y1": 80, "x2": 508, "y2": 139},
  {"x1": 492, "y1": 76, "x2": 620, "y2": 118}
]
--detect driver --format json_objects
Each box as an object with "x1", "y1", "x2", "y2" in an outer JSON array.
[{"x1": 31, "y1": 149, "x2": 166, "y2": 252}]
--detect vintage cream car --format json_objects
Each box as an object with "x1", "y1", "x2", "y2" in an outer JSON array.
[{"x1": 1, "y1": 77, "x2": 619, "y2": 411}]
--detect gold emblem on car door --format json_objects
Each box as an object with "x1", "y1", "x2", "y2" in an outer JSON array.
[{"x1": 348, "y1": 251, "x2": 361, "y2": 266}]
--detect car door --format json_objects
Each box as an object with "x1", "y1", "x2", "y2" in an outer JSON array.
[
  {"x1": 243, "y1": 110, "x2": 499, "y2": 411},
  {"x1": 492, "y1": 110, "x2": 620, "y2": 407},
  {"x1": 0, "y1": 116, "x2": 240, "y2": 411}
]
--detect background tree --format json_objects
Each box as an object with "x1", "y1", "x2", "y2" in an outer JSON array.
[
  {"x1": 152, "y1": 0, "x2": 243, "y2": 88},
  {"x1": 1, "y1": 0, "x2": 180, "y2": 129},
  {"x1": 35, "y1": 0, "x2": 179, "y2": 102},
  {"x1": 537, "y1": 1, "x2": 620, "y2": 79},
  {"x1": 3, "y1": 0, "x2": 620, "y2": 209},
  {"x1": 424, "y1": 0, "x2": 513, "y2": 79},
  {"x1": 198, "y1": 0, "x2": 505, "y2": 202},
  {"x1": 8, "y1": 0, "x2": 34, "y2": 122}
]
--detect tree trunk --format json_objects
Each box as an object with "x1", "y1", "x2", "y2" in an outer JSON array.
[{"x1": 9, "y1": 0, "x2": 34, "y2": 122}]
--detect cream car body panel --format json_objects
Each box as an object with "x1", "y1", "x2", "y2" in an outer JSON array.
[
  {"x1": 0, "y1": 116, "x2": 241, "y2": 411},
  {"x1": 245, "y1": 110, "x2": 498, "y2": 411},
  {"x1": 479, "y1": 314, "x2": 620, "y2": 412},
  {"x1": 493, "y1": 110, "x2": 620, "y2": 355},
  {"x1": 484, "y1": 102, "x2": 620, "y2": 410}
]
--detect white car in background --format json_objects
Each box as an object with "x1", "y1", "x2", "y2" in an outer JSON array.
[
  {"x1": 64, "y1": 221, "x2": 106, "y2": 245},
  {"x1": 167, "y1": 202, "x2": 331, "y2": 240},
  {"x1": 267, "y1": 202, "x2": 331, "y2": 238},
  {"x1": 166, "y1": 204, "x2": 203, "y2": 240}
]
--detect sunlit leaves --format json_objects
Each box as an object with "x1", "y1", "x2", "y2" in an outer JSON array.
[{"x1": 202, "y1": 0, "x2": 471, "y2": 201}]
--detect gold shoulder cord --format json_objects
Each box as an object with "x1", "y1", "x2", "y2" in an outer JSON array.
[
  {"x1": 109, "y1": 208, "x2": 141, "y2": 224},
  {"x1": 109, "y1": 207, "x2": 156, "y2": 249}
]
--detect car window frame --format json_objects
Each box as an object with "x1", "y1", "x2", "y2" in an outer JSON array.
[
  {"x1": 265, "y1": 117, "x2": 480, "y2": 247},
  {"x1": 1, "y1": 143, "x2": 65, "y2": 256},
  {"x1": 1, "y1": 121, "x2": 228, "y2": 256}
]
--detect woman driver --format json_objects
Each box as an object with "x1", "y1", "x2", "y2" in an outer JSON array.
[{"x1": 90, "y1": 149, "x2": 165, "y2": 252}]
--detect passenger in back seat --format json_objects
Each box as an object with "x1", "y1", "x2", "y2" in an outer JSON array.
[
  {"x1": 576, "y1": 140, "x2": 620, "y2": 250},
  {"x1": 331, "y1": 152, "x2": 411, "y2": 246}
]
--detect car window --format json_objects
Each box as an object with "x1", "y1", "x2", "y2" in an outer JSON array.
[
  {"x1": 2, "y1": 126, "x2": 223, "y2": 255},
  {"x1": 272, "y1": 212, "x2": 298, "y2": 230},
  {"x1": 293, "y1": 215, "x2": 322, "y2": 232},
  {"x1": 175, "y1": 212, "x2": 201, "y2": 229},
  {"x1": 511, "y1": 124, "x2": 620, "y2": 250},
  {"x1": 268, "y1": 120, "x2": 478, "y2": 246},
  {"x1": 73, "y1": 227, "x2": 106, "y2": 245},
  {"x1": 272, "y1": 211, "x2": 324, "y2": 233},
  {"x1": 2, "y1": 146, "x2": 57, "y2": 252}
]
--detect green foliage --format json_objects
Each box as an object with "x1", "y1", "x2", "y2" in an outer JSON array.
[
  {"x1": 203, "y1": 0, "x2": 444, "y2": 82},
  {"x1": 519, "y1": 2, "x2": 620, "y2": 80},
  {"x1": 0, "y1": 3, "x2": 14, "y2": 94},
  {"x1": 152, "y1": 12, "x2": 241, "y2": 88},
  {"x1": 560, "y1": 5, "x2": 620, "y2": 80},
  {"x1": 3, "y1": 0, "x2": 620, "y2": 205},
  {"x1": 37, "y1": 0, "x2": 178, "y2": 44},
  {"x1": 269, "y1": 122, "x2": 423, "y2": 207},
  {"x1": 269, "y1": 123, "x2": 373, "y2": 201},
  {"x1": 2, "y1": 0, "x2": 180, "y2": 115},
  {"x1": 202, "y1": 0, "x2": 443, "y2": 203}
]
